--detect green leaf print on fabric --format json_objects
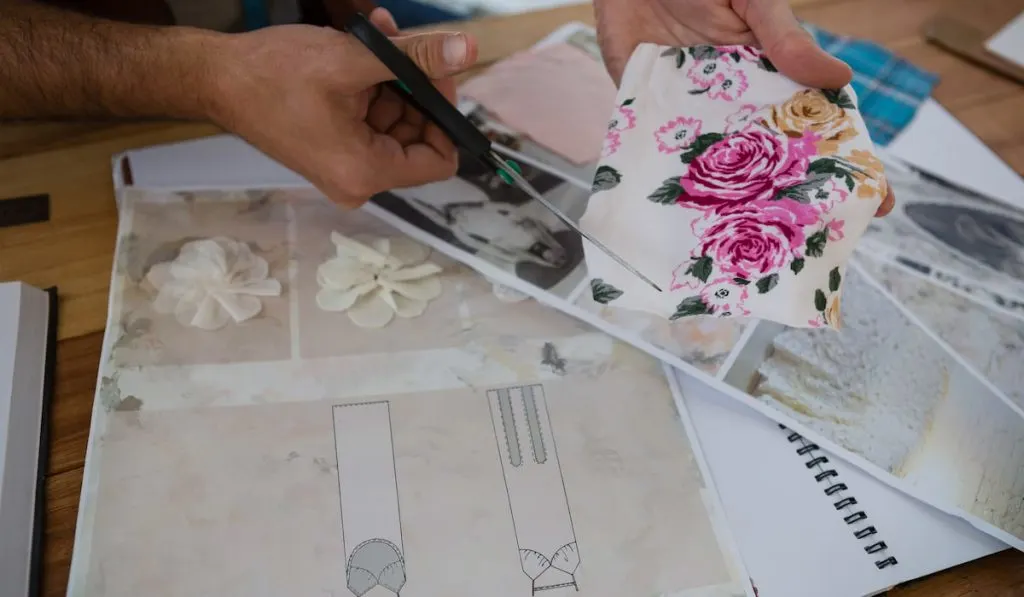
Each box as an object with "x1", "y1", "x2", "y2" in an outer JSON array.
[
  {"x1": 822, "y1": 88, "x2": 856, "y2": 110},
  {"x1": 756, "y1": 273, "x2": 780, "y2": 294},
  {"x1": 647, "y1": 178, "x2": 684, "y2": 204},
  {"x1": 592, "y1": 165, "x2": 622, "y2": 192},
  {"x1": 805, "y1": 230, "x2": 828, "y2": 258},
  {"x1": 680, "y1": 132, "x2": 726, "y2": 164},
  {"x1": 757, "y1": 55, "x2": 778, "y2": 72},
  {"x1": 814, "y1": 288, "x2": 827, "y2": 312},
  {"x1": 670, "y1": 295, "x2": 712, "y2": 320},
  {"x1": 686, "y1": 255, "x2": 714, "y2": 283},
  {"x1": 590, "y1": 279, "x2": 624, "y2": 304}
]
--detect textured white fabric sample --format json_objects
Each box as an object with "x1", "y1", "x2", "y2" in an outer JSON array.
[
  {"x1": 316, "y1": 232, "x2": 443, "y2": 328},
  {"x1": 146, "y1": 237, "x2": 282, "y2": 330},
  {"x1": 580, "y1": 43, "x2": 888, "y2": 329}
]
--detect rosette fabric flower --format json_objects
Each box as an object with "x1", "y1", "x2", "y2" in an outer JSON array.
[
  {"x1": 316, "y1": 232, "x2": 443, "y2": 328},
  {"x1": 581, "y1": 43, "x2": 887, "y2": 329},
  {"x1": 146, "y1": 237, "x2": 282, "y2": 330}
]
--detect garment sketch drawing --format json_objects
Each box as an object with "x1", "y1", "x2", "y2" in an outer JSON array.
[
  {"x1": 488, "y1": 384, "x2": 581, "y2": 594},
  {"x1": 332, "y1": 402, "x2": 406, "y2": 597}
]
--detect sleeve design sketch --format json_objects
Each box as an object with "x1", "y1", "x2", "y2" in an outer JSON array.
[
  {"x1": 489, "y1": 385, "x2": 580, "y2": 593},
  {"x1": 333, "y1": 402, "x2": 406, "y2": 597}
]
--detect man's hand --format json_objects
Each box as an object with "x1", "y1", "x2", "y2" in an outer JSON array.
[
  {"x1": 207, "y1": 8, "x2": 476, "y2": 207},
  {"x1": 594, "y1": 0, "x2": 894, "y2": 216},
  {"x1": 0, "y1": 2, "x2": 476, "y2": 208}
]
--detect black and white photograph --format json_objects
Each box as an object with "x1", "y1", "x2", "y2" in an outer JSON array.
[
  {"x1": 860, "y1": 159, "x2": 1024, "y2": 318},
  {"x1": 370, "y1": 104, "x2": 593, "y2": 300}
]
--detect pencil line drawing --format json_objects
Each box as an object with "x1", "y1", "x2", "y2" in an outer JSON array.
[
  {"x1": 497, "y1": 388, "x2": 524, "y2": 467},
  {"x1": 488, "y1": 384, "x2": 581, "y2": 594},
  {"x1": 522, "y1": 385, "x2": 548, "y2": 465},
  {"x1": 333, "y1": 402, "x2": 406, "y2": 597}
]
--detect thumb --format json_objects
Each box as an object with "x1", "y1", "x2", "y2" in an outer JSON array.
[
  {"x1": 381, "y1": 31, "x2": 478, "y2": 80},
  {"x1": 742, "y1": 0, "x2": 852, "y2": 89}
]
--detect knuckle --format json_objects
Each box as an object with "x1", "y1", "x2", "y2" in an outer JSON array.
[{"x1": 406, "y1": 39, "x2": 443, "y2": 76}]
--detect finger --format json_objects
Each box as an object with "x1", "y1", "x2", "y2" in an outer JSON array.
[
  {"x1": 875, "y1": 185, "x2": 895, "y2": 217},
  {"x1": 349, "y1": 30, "x2": 479, "y2": 86},
  {"x1": 594, "y1": 0, "x2": 638, "y2": 86},
  {"x1": 433, "y1": 76, "x2": 458, "y2": 105},
  {"x1": 738, "y1": 0, "x2": 852, "y2": 89},
  {"x1": 369, "y1": 7, "x2": 400, "y2": 36},
  {"x1": 388, "y1": 121, "x2": 424, "y2": 146},
  {"x1": 365, "y1": 130, "x2": 458, "y2": 190},
  {"x1": 366, "y1": 86, "x2": 405, "y2": 133},
  {"x1": 393, "y1": 31, "x2": 479, "y2": 79}
]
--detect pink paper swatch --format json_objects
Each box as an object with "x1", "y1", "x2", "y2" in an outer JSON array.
[{"x1": 460, "y1": 42, "x2": 618, "y2": 165}]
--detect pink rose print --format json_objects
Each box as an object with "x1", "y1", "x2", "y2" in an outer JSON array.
[
  {"x1": 699, "y1": 277, "x2": 751, "y2": 317},
  {"x1": 725, "y1": 104, "x2": 760, "y2": 133},
  {"x1": 608, "y1": 103, "x2": 637, "y2": 133},
  {"x1": 705, "y1": 68, "x2": 748, "y2": 101},
  {"x1": 601, "y1": 130, "x2": 622, "y2": 158},
  {"x1": 718, "y1": 45, "x2": 762, "y2": 63},
  {"x1": 655, "y1": 116, "x2": 703, "y2": 154},
  {"x1": 693, "y1": 199, "x2": 820, "y2": 279},
  {"x1": 677, "y1": 128, "x2": 817, "y2": 211},
  {"x1": 826, "y1": 219, "x2": 846, "y2": 241}
]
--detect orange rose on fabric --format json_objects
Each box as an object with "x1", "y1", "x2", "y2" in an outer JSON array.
[
  {"x1": 824, "y1": 293, "x2": 841, "y2": 329},
  {"x1": 768, "y1": 89, "x2": 858, "y2": 155},
  {"x1": 847, "y1": 149, "x2": 887, "y2": 200}
]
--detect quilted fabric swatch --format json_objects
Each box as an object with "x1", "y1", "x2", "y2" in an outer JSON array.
[{"x1": 579, "y1": 43, "x2": 888, "y2": 330}]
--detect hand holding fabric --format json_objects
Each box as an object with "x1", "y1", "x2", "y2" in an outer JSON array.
[{"x1": 592, "y1": 0, "x2": 893, "y2": 216}]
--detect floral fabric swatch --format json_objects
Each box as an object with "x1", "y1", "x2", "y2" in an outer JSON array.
[{"x1": 580, "y1": 43, "x2": 888, "y2": 330}]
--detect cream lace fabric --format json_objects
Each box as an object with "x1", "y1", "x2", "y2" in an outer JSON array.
[
  {"x1": 580, "y1": 43, "x2": 887, "y2": 329},
  {"x1": 316, "y1": 232, "x2": 443, "y2": 328},
  {"x1": 146, "y1": 237, "x2": 282, "y2": 330}
]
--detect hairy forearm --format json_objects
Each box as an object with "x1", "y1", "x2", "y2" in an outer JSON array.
[{"x1": 0, "y1": 0, "x2": 227, "y2": 121}]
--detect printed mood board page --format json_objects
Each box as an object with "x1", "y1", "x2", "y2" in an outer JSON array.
[
  {"x1": 354, "y1": 23, "x2": 1024, "y2": 551},
  {"x1": 66, "y1": 187, "x2": 754, "y2": 597},
  {"x1": 109, "y1": 20, "x2": 1024, "y2": 558}
]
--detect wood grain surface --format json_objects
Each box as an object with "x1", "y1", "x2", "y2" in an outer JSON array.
[{"x1": 1, "y1": 1, "x2": 1021, "y2": 596}]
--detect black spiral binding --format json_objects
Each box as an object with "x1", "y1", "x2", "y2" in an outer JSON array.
[{"x1": 779, "y1": 425, "x2": 899, "y2": 570}]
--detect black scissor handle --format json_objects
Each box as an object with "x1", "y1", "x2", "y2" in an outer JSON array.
[{"x1": 344, "y1": 12, "x2": 493, "y2": 160}]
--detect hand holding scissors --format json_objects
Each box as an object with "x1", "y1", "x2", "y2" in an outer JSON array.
[{"x1": 342, "y1": 10, "x2": 663, "y2": 292}]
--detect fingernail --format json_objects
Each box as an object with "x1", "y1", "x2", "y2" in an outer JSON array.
[{"x1": 443, "y1": 34, "x2": 467, "y2": 67}]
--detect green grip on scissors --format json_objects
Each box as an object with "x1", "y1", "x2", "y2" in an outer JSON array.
[{"x1": 497, "y1": 159, "x2": 522, "y2": 185}]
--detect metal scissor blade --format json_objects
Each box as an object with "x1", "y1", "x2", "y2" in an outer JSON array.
[{"x1": 487, "y1": 151, "x2": 662, "y2": 293}]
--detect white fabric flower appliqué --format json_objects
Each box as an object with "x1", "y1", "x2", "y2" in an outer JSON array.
[
  {"x1": 146, "y1": 237, "x2": 282, "y2": 331},
  {"x1": 316, "y1": 232, "x2": 443, "y2": 328}
]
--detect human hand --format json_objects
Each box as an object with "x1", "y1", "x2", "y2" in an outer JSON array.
[
  {"x1": 206, "y1": 8, "x2": 478, "y2": 207},
  {"x1": 594, "y1": 0, "x2": 894, "y2": 216}
]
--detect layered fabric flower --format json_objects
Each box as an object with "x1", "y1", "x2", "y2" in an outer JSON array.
[
  {"x1": 316, "y1": 232, "x2": 443, "y2": 328},
  {"x1": 146, "y1": 237, "x2": 282, "y2": 330}
]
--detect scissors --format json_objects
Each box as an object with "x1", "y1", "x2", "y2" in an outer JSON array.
[{"x1": 343, "y1": 11, "x2": 663, "y2": 293}]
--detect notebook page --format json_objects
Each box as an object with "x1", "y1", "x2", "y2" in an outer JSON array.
[{"x1": 676, "y1": 371, "x2": 1005, "y2": 597}]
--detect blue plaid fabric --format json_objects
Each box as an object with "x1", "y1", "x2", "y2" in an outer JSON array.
[{"x1": 802, "y1": 22, "x2": 939, "y2": 145}]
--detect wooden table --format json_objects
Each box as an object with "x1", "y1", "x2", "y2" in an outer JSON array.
[{"x1": 1, "y1": 1, "x2": 1022, "y2": 595}]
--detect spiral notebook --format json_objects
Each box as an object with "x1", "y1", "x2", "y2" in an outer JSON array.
[{"x1": 675, "y1": 365, "x2": 1005, "y2": 597}]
